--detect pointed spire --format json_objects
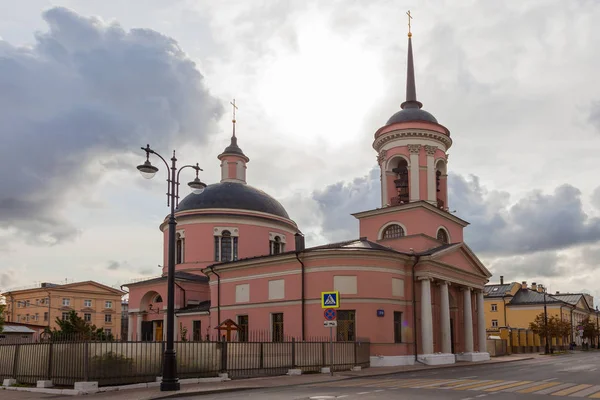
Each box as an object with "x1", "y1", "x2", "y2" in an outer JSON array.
[
  {"x1": 222, "y1": 98, "x2": 245, "y2": 156},
  {"x1": 401, "y1": 11, "x2": 423, "y2": 110}
]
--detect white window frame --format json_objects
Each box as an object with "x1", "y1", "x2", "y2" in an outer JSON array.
[
  {"x1": 214, "y1": 227, "x2": 239, "y2": 262},
  {"x1": 176, "y1": 231, "x2": 185, "y2": 264},
  {"x1": 491, "y1": 304, "x2": 498, "y2": 312},
  {"x1": 84, "y1": 313, "x2": 92, "y2": 322},
  {"x1": 62, "y1": 298, "x2": 71, "y2": 307},
  {"x1": 61, "y1": 312, "x2": 69, "y2": 320},
  {"x1": 105, "y1": 300, "x2": 113, "y2": 309},
  {"x1": 492, "y1": 319, "x2": 498, "y2": 328},
  {"x1": 104, "y1": 314, "x2": 112, "y2": 323}
]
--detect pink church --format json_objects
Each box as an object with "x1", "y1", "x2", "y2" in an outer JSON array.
[{"x1": 125, "y1": 32, "x2": 492, "y2": 366}]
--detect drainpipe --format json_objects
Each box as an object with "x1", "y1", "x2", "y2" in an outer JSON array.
[
  {"x1": 295, "y1": 232, "x2": 306, "y2": 341},
  {"x1": 570, "y1": 308, "x2": 574, "y2": 345},
  {"x1": 503, "y1": 297, "x2": 508, "y2": 327},
  {"x1": 411, "y1": 254, "x2": 421, "y2": 363},
  {"x1": 209, "y1": 266, "x2": 221, "y2": 327}
]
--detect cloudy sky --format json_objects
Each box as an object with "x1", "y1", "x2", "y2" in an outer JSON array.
[{"x1": 1, "y1": 0, "x2": 600, "y2": 300}]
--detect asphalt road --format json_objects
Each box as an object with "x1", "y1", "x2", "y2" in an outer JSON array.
[{"x1": 183, "y1": 352, "x2": 600, "y2": 399}]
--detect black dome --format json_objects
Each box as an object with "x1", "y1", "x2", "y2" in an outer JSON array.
[
  {"x1": 386, "y1": 108, "x2": 438, "y2": 125},
  {"x1": 177, "y1": 182, "x2": 290, "y2": 219}
]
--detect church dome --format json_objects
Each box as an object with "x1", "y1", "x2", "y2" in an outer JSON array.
[
  {"x1": 386, "y1": 107, "x2": 438, "y2": 125},
  {"x1": 177, "y1": 181, "x2": 290, "y2": 219}
]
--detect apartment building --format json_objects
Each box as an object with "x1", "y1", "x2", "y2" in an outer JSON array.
[{"x1": 2, "y1": 281, "x2": 125, "y2": 337}]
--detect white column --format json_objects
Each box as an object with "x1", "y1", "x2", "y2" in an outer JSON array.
[
  {"x1": 420, "y1": 278, "x2": 434, "y2": 355},
  {"x1": 425, "y1": 145, "x2": 437, "y2": 203},
  {"x1": 440, "y1": 281, "x2": 452, "y2": 354},
  {"x1": 128, "y1": 314, "x2": 134, "y2": 341},
  {"x1": 408, "y1": 145, "x2": 421, "y2": 202},
  {"x1": 477, "y1": 290, "x2": 487, "y2": 352},
  {"x1": 463, "y1": 288, "x2": 474, "y2": 353},
  {"x1": 136, "y1": 313, "x2": 143, "y2": 341}
]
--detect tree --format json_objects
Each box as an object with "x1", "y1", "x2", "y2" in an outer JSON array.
[
  {"x1": 44, "y1": 310, "x2": 113, "y2": 341},
  {"x1": 581, "y1": 317, "x2": 599, "y2": 341},
  {"x1": 0, "y1": 304, "x2": 5, "y2": 333},
  {"x1": 529, "y1": 312, "x2": 572, "y2": 343}
]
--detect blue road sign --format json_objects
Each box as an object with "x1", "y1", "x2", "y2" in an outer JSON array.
[
  {"x1": 324, "y1": 308, "x2": 337, "y2": 321},
  {"x1": 321, "y1": 291, "x2": 340, "y2": 308}
]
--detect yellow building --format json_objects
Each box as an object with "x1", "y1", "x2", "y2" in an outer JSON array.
[
  {"x1": 484, "y1": 278, "x2": 600, "y2": 346},
  {"x1": 2, "y1": 281, "x2": 125, "y2": 338}
]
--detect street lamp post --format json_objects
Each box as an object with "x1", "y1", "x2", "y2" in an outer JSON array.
[
  {"x1": 543, "y1": 287, "x2": 550, "y2": 354},
  {"x1": 137, "y1": 144, "x2": 206, "y2": 392}
]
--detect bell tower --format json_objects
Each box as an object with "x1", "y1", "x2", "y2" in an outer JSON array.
[
  {"x1": 373, "y1": 18, "x2": 452, "y2": 211},
  {"x1": 218, "y1": 99, "x2": 249, "y2": 184}
]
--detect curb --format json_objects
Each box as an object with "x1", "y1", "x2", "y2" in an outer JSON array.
[{"x1": 151, "y1": 386, "x2": 258, "y2": 399}]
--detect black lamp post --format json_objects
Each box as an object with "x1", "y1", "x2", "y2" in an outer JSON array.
[
  {"x1": 137, "y1": 144, "x2": 206, "y2": 391},
  {"x1": 543, "y1": 287, "x2": 550, "y2": 354}
]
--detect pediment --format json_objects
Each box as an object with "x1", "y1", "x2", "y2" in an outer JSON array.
[{"x1": 426, "y1": 243, "x2": 492, "y2": 278}]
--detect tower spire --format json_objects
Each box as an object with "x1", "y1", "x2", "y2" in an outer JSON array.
[
  {"x1": 401, "y1": 10, "x2": 423, "y2": 110},
  {"x1": 230, "y1": 98, "x2": 238, "y2": 138}
]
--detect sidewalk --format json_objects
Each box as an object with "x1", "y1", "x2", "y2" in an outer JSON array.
[{"x1": 1, "y1": 354, "x2": 542, "y2": 399}]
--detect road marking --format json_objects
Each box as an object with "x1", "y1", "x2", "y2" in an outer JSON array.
[
  {"x1": 591, "y1": 368, "x2": 598, "y2": 371},
  {"x1": 568, "y1": 385, "x2": 600, "y2": 397},
  {"x1": 470, "y1": 381, "x2": 518, "y2": 391},
  {"x1": 454, "y1": 380, "x2": 503, "y2": 390},
  {"x1": 483, "y1": 381, "x2": 533, "y2": 392},
  {"x1": 476, "y1": 395, "x2": 487, "y2": 398},
  {"x1": 502, "y1": 381, "x2": 551, "y2": 392},
  {"x1": 374, "y1": 390, "x2": 385, "y2": 392},
  {"x1": 533, "y1": 383, "x2": 575, "y2": 395},
  {"x1": 543, "y1": 378, "x2": 558, "y2": 381},
  {"x1": 516, "y1": 382, "x2": 562, "y2": 393},
  {"x1": 337, "y1": 397, "x2": 348, "y2": 399},
  {"x1": 460, "y1": 376, "x2": 478, "y2": 379},
  {"x1": 551, "y1": 384, "x2": 592, "y2": 396},
  {"x1": 357, "y1": 391, "x2": 371, "y2": 395}
]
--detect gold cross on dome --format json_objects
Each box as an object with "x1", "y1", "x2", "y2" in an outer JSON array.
[
  {"x1": 407, "y1": 10, "x2": 413, "y2": 36},
  {"x1": 230, "y1": 98, "x2": 238, "y2": 123}
]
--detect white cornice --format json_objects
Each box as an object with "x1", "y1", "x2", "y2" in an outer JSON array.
[
  {"x1": 160, "y1": 212, "x2": 298, "y2": 232},
  {"x1": 351, "y1": 201, "x2": 469, "y2": 227},
  {"x1": 373, "y1": 129, "x2": 452, "y2": 153}
]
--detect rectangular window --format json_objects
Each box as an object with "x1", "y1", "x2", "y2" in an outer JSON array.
[
  {"x1": 35, "y1": 313, "x2": 39, "y2": 321},
  {"x1": 25, "y1": 300, "x2": 30, "y2": 307},
  {"x1": 44, "y1": 312, "x2": 49, "y2": 321},
  {"x1": 233, "y1": 237, "x2": 238, "y2": 261},
  {"x1": 16, "y1": 314, "x2": 21, "y2": 321},
  {"x1": 62, "y1": 298, "x2": 70, "y2": 307},
  {"x1": 337, "y1": 310, "x2": 356, "y2": 342},
  {"x1": 176, "y1": 238, "x2": 184, "y2": 264},
  {"x1": 17, "y1": 301, "x2": 21, "y2": 308},
  {"x1": 394, "y1": 311, "x2": 403, "y2": 343},
  {"x1": 272, "y1": 313, "x2": 284, "y2": 342},
  {"x1": 491, "y1": 304, "x2": 497, "y2": 312},
  {"x1": 238, "y1": 315, "x2": 249, "y2": 342},
  {"x1": 214, "y1": 236, "x2": 220, "y2": 261},
  {"x1": 62, "y1": 312, "x2": 69, "y2": 320},
  {"x1": 36, "y1": 299, "x2": 40, "y2": 306},
  {"x1": 84, "y1": 313, "x2": 92, "y2": 322},
  {"x1": 492, "y1": 319, "x2": 498, "y2": 328},
  {"x1": 105, "y1": 301, "x2": 113, "y2": 309},
  {"x1": 26, "y1": 314, "x2": 30, "y2": 321},
  {"x1": 105, "y1": 314, "x2": 112, "y2": 323},
  {"x1": 84, "y1": 300, "x2": 92, "y2": 307},
  {"x1": 192, "y1": 320, "x2": 201, "y2": 341}
]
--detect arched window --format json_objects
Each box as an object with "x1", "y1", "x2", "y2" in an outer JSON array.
[
  {"x1": 437, "y1": 228, "x2": 449, "y2": 244},
  {"x1": 214, "y1": 230, "x2": 238, "y2": 262},
  {"x1": 382, "y1": 224, "x2": 405, "y2": 239},
  {"x1": 271, "y1": 236, "x2": 283, "y2": 255},
  {"x1": 154, "y1": 295, "x2": 163, "y2": 303},
  {"x1": 391, "y1": 159, "x2": 410, "y2": 205},
  {"x1": 176, "y1": 233, "x2": 185, "y2": 264}
]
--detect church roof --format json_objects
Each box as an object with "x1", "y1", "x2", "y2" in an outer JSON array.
[
  {"x1": 125, "y1": 271, "x2": 208, "y2": 288},
  {"x1": 176, "y1": 300, "x2": 211, "y2": 314},
  {"x1": 177, "y1": 181, "x2": 290, "y2": 219}
]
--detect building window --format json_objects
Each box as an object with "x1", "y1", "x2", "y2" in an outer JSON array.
[
  {"x1": 62, "y1": 312, "x2": 69, "y2": 320},
  {"x1": 382, "y1": 224, "x2": 405, "y2": 239},
  {"x1": 44, "y1": 312, "x2": 49, "y2": 322},
  {"x1": 35, "y1": 299, "x2": 40, "y2": 306},
  {"x1": 270, "y1": 236, "x2": 285, "y2": 255},
  {"x1": 35, "y1": 313, "x2": 39, "y2": 321},
  {"x1": 105, "y1": 301, "x2": 113, "y2": 309},
  {"x1": 491, "y1": 304, "x2": 498, "y2": 312},
  {"x1": 437, "y1": 228, "x2": 449, "y2": 244},
  {"x1": 391, "y1": 159, "x2": 410, "y2": 204},
  {"x1": 105, "y1": 314, "x2": 112, "y2": 323},
  {"x1": 272, "y1": 313, "x2": 284, "y2": 342},
  {"x1": 17, "y1": 301, "x2": 22, "y2": 308},
  {"x1": 25, "y1": 300, "x2": 30, "y2": 307},
  {"x1": 62, "y1": 298, "x2": 70, "y2": 307},
  {"x1": 492, "y1": 319, "x2": 498, "y2": 328},
  {"x1": 238, "y1": 315, "x2": 249, "y2": 342},
  {"x1": 84, "y1": 300, "x2": 92, "y2": 307},
  {"x1": 26, "y1": 314, "x2": 30, "y2": 322},
  {"x1": 154, "y1": 295, "x2": 163, "y2": 303},
  {"x1": 176, "y1": 233, "x2": 185, "y2": 264},
  {"x1": 214, "y1": 230, "x2": 238, "y2": 262},
  {"x1": 337, "y1": 310, "x2": 356, "y2": 342},
  {"x1": 84, "y1": 313, "x2": 92, "y2": 322},
  {"x1": 105, "y1": 329, "x2": 112, "y2": 336},
  {"x1": 394, "y1": 312, "x2": 403, "y2": 343},
  {"x1": 192, "y1": 320, "x2": 201, "y2": 341}
]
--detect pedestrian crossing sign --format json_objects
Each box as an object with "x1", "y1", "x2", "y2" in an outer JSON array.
[{"x1": 321, "y1": 291, "x2": 340, "y2": 309}]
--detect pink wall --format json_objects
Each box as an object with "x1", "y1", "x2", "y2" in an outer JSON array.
[
  {"x1": 379, "y1": 234, "x2": 442, "y2": 253},
  {"x1": 375, "y1": 121, "x2": 449, "y2": 138},
  {"x1": 358, "y1": 206, "x2": 464, "y2": 244}
]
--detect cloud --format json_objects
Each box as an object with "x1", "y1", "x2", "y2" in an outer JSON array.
[
  {"x1": 590, "y1": 101, "x2": 600, "y2": 133},
  {"x1": 107, "y1": 260, "x2": 121, "y2": 270},
  {"x1": 0, "y1": 7, "x2": 223, "y2": 247},
  {"x1": 0, "y1": 270, "x2": 15, "y2": 289},
  {"x1": 487, "y1": 251, "x2": 568, "y2": 279},
  {"x1": 592, "y1": 186, "x2": 600, "y2": 210}
]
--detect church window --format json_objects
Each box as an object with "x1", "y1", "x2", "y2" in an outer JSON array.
[
  {"x1": 154, "y1": 295, "x2": 163, "y2": 303},
  {"x1": 176, "y1": 233, "x2": 185, "y2": 264},
  {"x1": 214, "y1": 230, "x2": 238, "y2": 262},
  {"x1": 382, "y1": 224, "x2": 405, "y2": 239},
  {"x1": 391, "y1": 158, "x2": 410, "y2": 204},
  {"x1": 437, "y1": 228, "x2": 449, "y2": 244},
  {"x1": 270, "y1": 236, "x2": 285, "y2": 255}
]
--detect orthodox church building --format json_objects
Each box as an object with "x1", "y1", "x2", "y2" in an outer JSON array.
[{"x1": 125, "y1": 29, "x2": 492, "y2": 366}]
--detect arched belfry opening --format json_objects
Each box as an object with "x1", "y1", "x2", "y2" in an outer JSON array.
[
  {"x1": 391, "y1": 158, "x2": 409, "y2": 206},
  {"x1": 435, "y1": 159, "x2": 447, "y2": 209}
]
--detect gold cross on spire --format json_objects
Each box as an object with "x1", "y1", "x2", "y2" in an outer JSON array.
[
  {"x1": 230, "y1": 98, "x2": 238, "y2": 137},
  {"x1": 406, "y1": 10, "x2": 413, "y2": 37}
]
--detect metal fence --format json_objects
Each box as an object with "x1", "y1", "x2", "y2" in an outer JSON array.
[{"x1": 0, "y1": 334, "x2": 370, "y2": 387}]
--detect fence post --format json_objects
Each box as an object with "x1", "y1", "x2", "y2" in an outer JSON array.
[
  {"x1": 353, "y1": 340, "x2": 357, "y2": 366},
  {"x1": 259, "y1": 342, "x2": 264, "y2": 369},
  {"x1": 220, "y1": 336, "x2": 228, "y2": 373},
  {"x1": 47, "y1": 342, "x2": 53, "y2": 380},
  {"x1": 12, "y1": 344, "x2": 21, "y2": 379},
  {"x1": 291, "y1": 337, "x2": 296, "y2": 369},
  {"x1": 321, "y1": 342, "x2": 326, "y2": 367},
  {"x1": 83, "y1": 341, "x2": 89, "y2": 381}
]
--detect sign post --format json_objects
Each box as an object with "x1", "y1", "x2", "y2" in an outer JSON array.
[{"x1": 322, "y1": 292, "x2": 340, "y2": 376}]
